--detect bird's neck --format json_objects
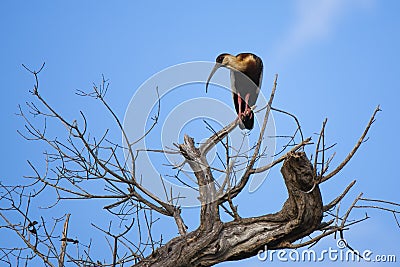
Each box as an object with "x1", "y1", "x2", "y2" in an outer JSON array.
[
  {"x1": 226, "y1": 56, "x2": 248, "y2": 72},
  {"x1": 226, "y1": 55, "x2": 257, "y2": 74}
]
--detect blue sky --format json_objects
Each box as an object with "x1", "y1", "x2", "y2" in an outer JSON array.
[{"x1": 1, "y1": 0, "x2": 400, "y2": 266}]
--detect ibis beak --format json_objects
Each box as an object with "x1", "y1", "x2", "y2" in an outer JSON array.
[{"x1": 205, "y1": 63, "x2": 221, "y2": 93}]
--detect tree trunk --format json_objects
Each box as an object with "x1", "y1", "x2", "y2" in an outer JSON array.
[{"x1": 134, "y1": 151, "x2": 323, "y2": 267}]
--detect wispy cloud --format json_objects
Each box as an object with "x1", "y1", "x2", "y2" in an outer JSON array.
[{"x1": 273, "y1": 0, "x2": 374, "y2": 64}]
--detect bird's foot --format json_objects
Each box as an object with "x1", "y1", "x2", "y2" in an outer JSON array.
[
  {"x1": 243, "y1": 93, "x2": 253, "y2": 118},
  {"x1": 243, "y1": 107, "x2": 253, "y2": 119}
]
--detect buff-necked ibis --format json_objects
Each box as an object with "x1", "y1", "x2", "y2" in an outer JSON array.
[{"x1": 206, "y1": 53, "x2": 263, "y2": 130}]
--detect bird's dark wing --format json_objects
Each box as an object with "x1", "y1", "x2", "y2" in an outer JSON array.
[{"x1": 230, "y1": 70, "x2": 259, "y2": 107}]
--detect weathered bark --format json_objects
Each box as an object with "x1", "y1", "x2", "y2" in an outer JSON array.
[
  {"x1": 134, "y1": 150, "x2": 323, "y2": 267},
  {"x1": 178, "y1": 135, "x2": 220, "y2": 231}
]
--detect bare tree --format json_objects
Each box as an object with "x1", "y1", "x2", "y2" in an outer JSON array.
[{"x1": 0, "y1": 64, "x2": 398, "y2": 267}]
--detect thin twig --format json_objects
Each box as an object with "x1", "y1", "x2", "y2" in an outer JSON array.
[
  {"x1": 59, "y1": 213, "x2": 70, "y2": 267},
  {"x1": 321, "y1": 106, "x2": 381, "y2": 183}
]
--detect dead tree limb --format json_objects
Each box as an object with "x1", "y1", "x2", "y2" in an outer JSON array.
[
  {"x1": 321, "y1": 105, "x2": 381, "y2": 183},
  {"x1": 133, "y1": 152, "x2": 323, "y2": 267}
]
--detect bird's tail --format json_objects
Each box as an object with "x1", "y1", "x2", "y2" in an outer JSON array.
[{"x1": 239, "y1": 110, "x2": 254, "y2": 130}]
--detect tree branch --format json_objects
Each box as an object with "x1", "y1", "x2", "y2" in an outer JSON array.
[
  {"x1": 59, "y1": 214, "x2": 70, "y2": 267},
  {"x1": 218, "y1": 74, "x2": 278, "y2": 203},
  {"x1": 179, "y1": 135, "x2": 220, "y2": 231},
  {"x1": 321, "y1": 106, "x2": 381, "y2": 183}
]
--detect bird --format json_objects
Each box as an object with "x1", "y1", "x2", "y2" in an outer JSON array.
[{"x1": 205, "y1": 53, "x2": 263, "y2": 130}]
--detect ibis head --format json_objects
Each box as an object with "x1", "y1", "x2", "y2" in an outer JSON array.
[{"x1": 206, "y1": 53, "x2": 229, "y2": 92}]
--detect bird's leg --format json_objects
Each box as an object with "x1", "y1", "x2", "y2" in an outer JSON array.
[
  {"x1": 237, "y1": 92, "x2": 243, "y2": 119},
  {"x1": 244, "y1": 93, "x2": 253, "y2": 119}
]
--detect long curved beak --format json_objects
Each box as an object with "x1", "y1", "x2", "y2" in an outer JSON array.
[{"x1": 205, "y1": 64, "x2": 221, "y2": 93}]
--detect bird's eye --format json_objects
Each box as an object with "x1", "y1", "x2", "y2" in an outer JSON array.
[{"x1": 216, "y1": 55, "x2": 224, "y2": 63}]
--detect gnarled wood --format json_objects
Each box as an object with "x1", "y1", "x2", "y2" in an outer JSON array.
[{"x1": 134, "y1": 151, "x2": 322, "y2": 267}]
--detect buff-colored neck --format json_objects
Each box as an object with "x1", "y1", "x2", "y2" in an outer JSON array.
[{"x1": 223, "y1": 54, "x2": 252, "y2": 72}]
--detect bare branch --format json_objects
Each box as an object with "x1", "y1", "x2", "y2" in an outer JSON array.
[
  {"x1": 314, "y1": 118, "x2": 327, "y2": 179},
  {"x1": 251, "y1": 137, "x2": 312, "y2": 174},
  {"x1": 321, "y1": 106, "x2": 381, "y2": 183},
  {"x1": 270, "y1": 106, "x2": 304, "y2": 143},
  {"x1": 179, "y1": 135, "x2": 220, "y2": 230},
  {"x1": 199, "y1": 118, "x2": 238, "y2": 156},
  {"x1": 323, "y1": 180, "x2": 356, "y2": 212},
  {"x1": 59, "y1": 214, "x2": 70, "y2": 267},
  {"x1": 219, "y1": 74, "x2": 278, "y2": 203},
  {"x1": 0, "y1": 213, "x2": 56, "y2": 267}
]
